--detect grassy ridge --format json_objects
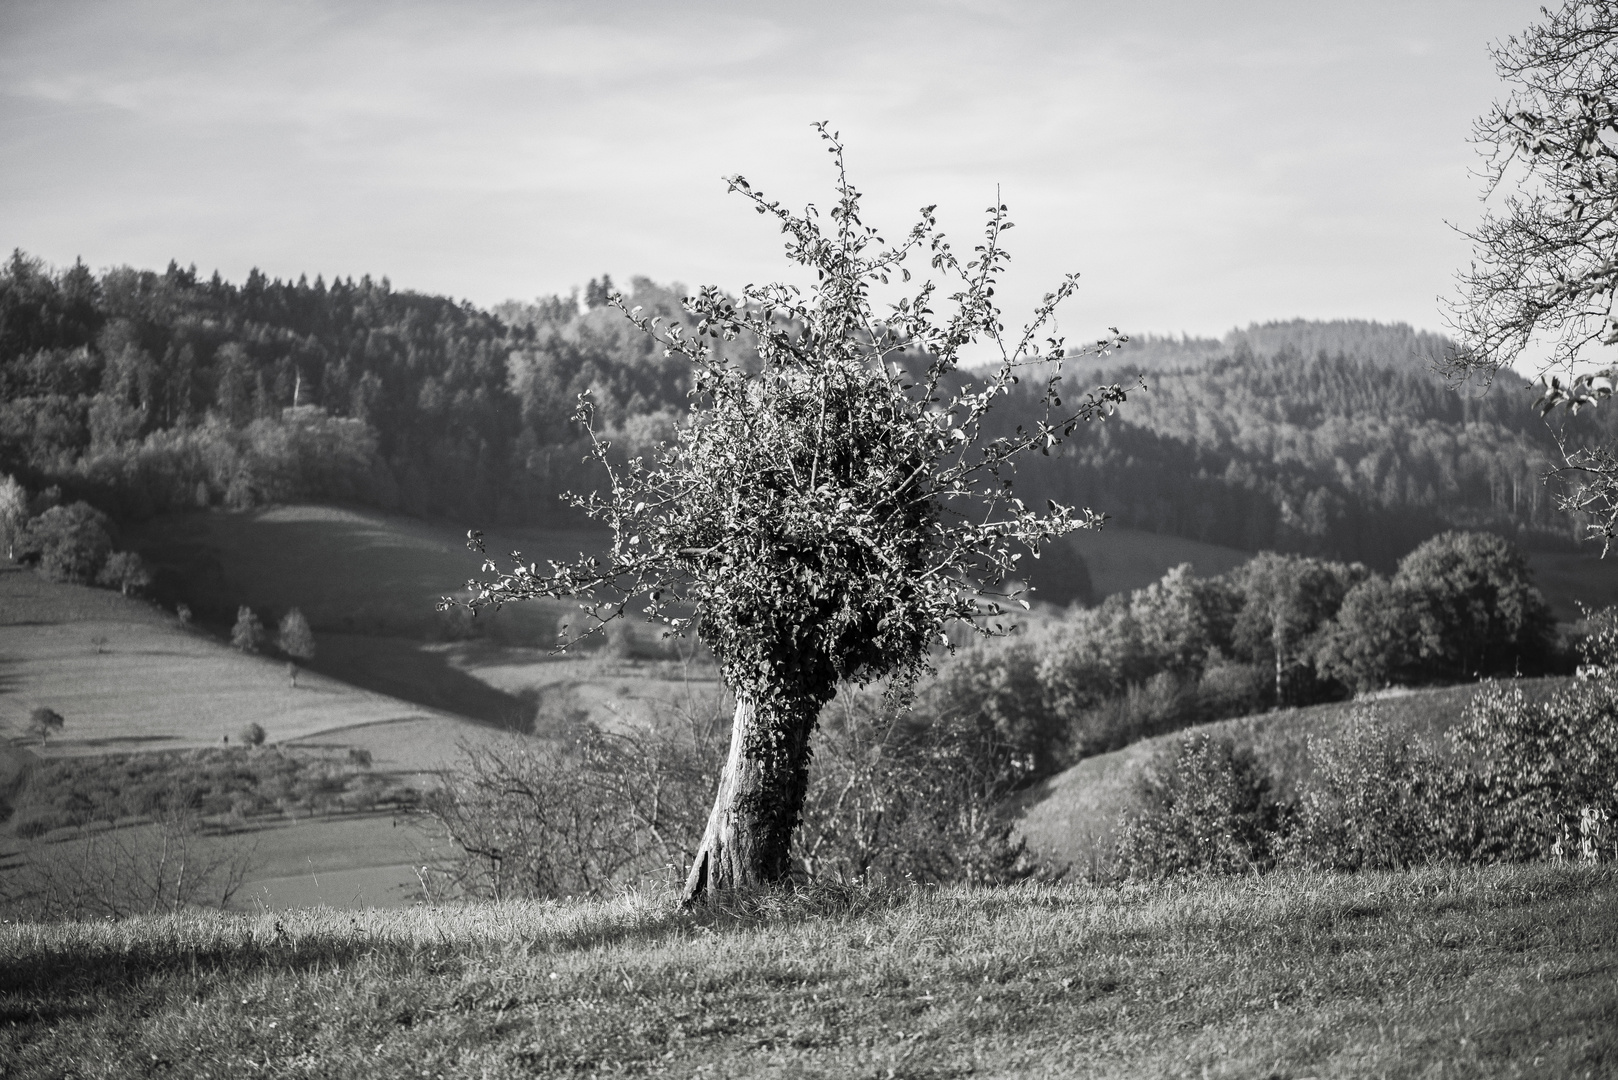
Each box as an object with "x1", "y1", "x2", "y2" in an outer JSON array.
[{"x1": 2, "y1": 866, "x2": 1614, "y2": 1078}]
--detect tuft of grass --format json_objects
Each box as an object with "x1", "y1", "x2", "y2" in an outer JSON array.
[{"x1": 1, "y1": 865, "x2": 1613, "y2": 1077}]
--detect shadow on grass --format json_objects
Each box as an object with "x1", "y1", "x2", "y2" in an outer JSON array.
[
  {"x1": 308, "y1": 633, "x2": 536, "y2": 730},
  {"x1": 0, "y1": 884, "x2": 927, "y2": 1008}
]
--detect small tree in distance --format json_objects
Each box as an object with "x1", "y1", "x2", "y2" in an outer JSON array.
[
  {"x1": 240, "y1": 722, "x2": 266, "y2": 747},
  {"x1": 27, "y1": 706, "x2": 64, "y2": 744},
  {"x1": 277, "y1": 607, "x2": 316, "y2": 661},
  {"x1": 231, "y1": 606, "x2": 265, "y2": 653},
  {"x1": 448, "y1": 125, "x2": 1132, "y2": 902},
  {"x1": 96, "y1": 551, "x2": 151, "y2": 596}
]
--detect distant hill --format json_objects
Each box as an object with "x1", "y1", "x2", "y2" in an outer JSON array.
[
  {"x1": 1007, "y1": 318, "x2": 1618, "y2": 569},
  {"x1": 1069, "y1": 319, "x2": 1458, "y2": 380},
  {"x1": 5, "y1": 250, "x2": 1607, "y2": 573}
]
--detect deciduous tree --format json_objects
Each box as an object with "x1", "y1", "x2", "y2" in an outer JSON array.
[
  {"x1": 276, "y1": 607, "x2": 316, "y2": 660},
  {"x1": 449, "y1": 126, "x2": 1130, "y2": 902},
  {"x1": 96, "y1": 550, "x2": 151, "y2": 596},
  {"x1": 231, "y1": 606, "x2": 265, "y2": 653},
  {"x1": 1448, "y1": 0, "x2": 1618, "y2": 549},
  {"x1": 26, "y1": 706, "x2": 63, "y2": 744}
]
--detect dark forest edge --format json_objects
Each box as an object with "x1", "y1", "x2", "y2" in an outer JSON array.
[{"x1": 3, "y1": 252, "x2": 1615, "y2": 571}]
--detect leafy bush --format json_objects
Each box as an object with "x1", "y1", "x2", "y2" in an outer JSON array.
[
  {"x1": 14, "y1": 501, "x2": 113, "y2": 583},
  {"x1": 239, "y1": 722, "x2": 266, "y2": 747},
  {"x1": 1113, "y1": 732, "x2": 1282, "y2": 880},
  {"x1": 1446, "y1": 617, "x2": 1618, "y2": 861},
  {"x1": 1281, "y1": 708, "x2": 1453, "y2": 871}
]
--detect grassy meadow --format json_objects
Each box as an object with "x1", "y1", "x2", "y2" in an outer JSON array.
[
  {"x1": 124, "y1": 504, "x2": 727, "y2": 732},
  {"x1": 1010, "y1": 678, "x2": 1574, "y2": 879},
  {"x1": 3, "y1": 865, "x2": 1614, "y2": 1078},
  {"x1": 0, "y1": 562, "x2": 478, "y2": 755}
]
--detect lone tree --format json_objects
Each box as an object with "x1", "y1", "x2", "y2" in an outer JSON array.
[
  {"x1": 448, "y1": 126, "x2": 1131, "y2": 902},
  {"x1": 277, "y1": 607, "x2": 316, "y2": 661},
  {"x1": 231, "y1": 606, "x2": 265, "y2": 653},
  {"x1": 1448, "y1": 0, "x2": 1618, "y2": 550},
  {"x1": 96, "y1": 550, "x2": 151, "y2": 596},
  {"x1": 27, "y1": 706, "x2": 64, "y2": 744}
]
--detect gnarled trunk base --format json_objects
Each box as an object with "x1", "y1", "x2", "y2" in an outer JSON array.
[{"x1": 682, "y1": 693, "x2": 817, "y2": 904}]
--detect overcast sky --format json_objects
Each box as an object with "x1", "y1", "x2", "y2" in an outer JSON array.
[{"x1": 0, "y1": 0, "x2": 1549, "y2": 341}]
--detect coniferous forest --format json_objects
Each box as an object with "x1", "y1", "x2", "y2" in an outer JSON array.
[{"x1": 1, "y1": 251, "x2": 1611, "y2": 571}]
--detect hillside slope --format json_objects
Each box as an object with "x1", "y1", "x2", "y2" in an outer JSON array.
[
  {"x1": 1011, "y1": 678, "x2": 1571, "y2": 876},
  {"x1": 0, "y1": 561, "x2": 477, "y2": 755}
]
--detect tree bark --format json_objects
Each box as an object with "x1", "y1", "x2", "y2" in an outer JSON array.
[{"x1": 681, "y1": 693, "x2": 817, "y2": 904}]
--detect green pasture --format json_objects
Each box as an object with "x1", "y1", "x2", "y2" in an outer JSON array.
[
  {"x1": 0, "y1": 562, "x2": 478, "y2": 756},
  {"x1": 1066, "y1": 524, "x2": 1251, "y2": 599},
  {"x1": 2, "y1": 865, "x2": 1613, "y2": 1078},
  {"x1": 125, "y1": 504, "x2": 601, "y2": 640}
]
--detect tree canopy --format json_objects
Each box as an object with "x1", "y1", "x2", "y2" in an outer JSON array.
[
  {"x1": 450, "y1": 126, "x2": 1131, "y2": 900},
  {"x1": 1449, "y1": 0, "x2": 1618, "y2": 550}
]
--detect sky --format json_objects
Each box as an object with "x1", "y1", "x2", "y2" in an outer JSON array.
[{"x1": 0, "y1": 0, "x2": 1552, "y2": 342}]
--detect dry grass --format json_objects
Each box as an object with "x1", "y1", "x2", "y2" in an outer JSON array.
[{"x1": 1, "y1": 865, "x2": 1613, "y2": 1078}]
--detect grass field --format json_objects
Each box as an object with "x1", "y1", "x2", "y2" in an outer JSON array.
[
  {"x1": 1010, "y1": 678, "x2": 1573, "y2": 879},
  {"x1": 1527, "y1": 549, "x2": 1618, "y2": 622},
  {"x1": 2, "y1": 865, "x2": 1613, "y2": 1078},
  {"x1": 125, "y1": 504, "x2": 599, "y2": 640},
  {"x1": 0, "y1": 562, "x2": 478, "y2": 756},
  {"x1": 1065, "y1": 525, "x2": 1252, "y2": 599}
]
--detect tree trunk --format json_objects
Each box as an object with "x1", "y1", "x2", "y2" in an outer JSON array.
[{"x1": 682, "y1": 693, "x2": 818, "y2": 904}]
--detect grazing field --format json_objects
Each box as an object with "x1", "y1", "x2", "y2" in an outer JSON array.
[
  {"x1": 0, "y1": 563, "x2": 477, "y2": 755},
  {"x1": 125, "y1": 504, "x2": 723, "y2": 728},
  {"x1": 125, "y1": 504, "x2": 598, "y2": 641},
  {"x1": 1012, "y1": 678, "x2": 1572, "y2": 878},
  {"x1": 227, "y1": 813, "x2": 448, "y2": 912},
  {"x1": 1, "y1": 865, "x2": 1613, "y2": 1078},
  {"x1": 1527, "y1": 549, "x2": 1618, "y2": 622},
  {"x1": 1063, "y1": 525, "x2": 1251, "y2": 600}
]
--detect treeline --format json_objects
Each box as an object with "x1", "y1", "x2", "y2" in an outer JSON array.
[
  {"x1": 0, "y1": 254, "x2": 696, "y2": 523},
  {"x1": 420, "y1": 533, "x2": 1601, "y2": 899},
  {"x1": 935, "y1": 529, "x2": 1564, "y2": 777},
  {"x1": 3, "y1": 253, "x2": 1605, "y2": 572}
]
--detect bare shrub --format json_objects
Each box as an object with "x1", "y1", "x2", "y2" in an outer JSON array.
[
  {"x1": 420, "y1": 704, "x2": 723, "y2": 901},
  {"x1": 0, "y1": 808, "x2": 254, "y2": 921},
  {"x1": 795, "y1": 689, "x2": 1044, "y2": 887}
]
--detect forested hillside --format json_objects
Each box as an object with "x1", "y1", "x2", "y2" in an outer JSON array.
[
  {"x1": 1014, "y1": 320, "x2": 1616, "y2": 567},
  {"x1": 2, "y1": 252, "x2": 1609, "y2": 570}
]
